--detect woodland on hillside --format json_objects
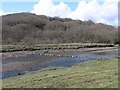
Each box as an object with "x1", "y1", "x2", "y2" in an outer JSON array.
[{"x1": 2, "y1": 13, "x2": 119, "y2": 45}]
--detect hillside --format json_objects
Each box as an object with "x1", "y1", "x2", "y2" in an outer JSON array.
[{"x1": 2, "y1": 12, "x2": 118, "y2": 45}]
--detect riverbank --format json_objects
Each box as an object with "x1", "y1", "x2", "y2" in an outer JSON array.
[
  {"x1": 1, "y1": 43, "x2": 115, "y2": 52},
  {"x1": 2, "y1": 57, "x2": 118, "y2": 88}
]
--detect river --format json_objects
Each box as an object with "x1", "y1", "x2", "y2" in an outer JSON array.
[{"x1": 1, "y1": 48, "x2": 118, "y2": 79}]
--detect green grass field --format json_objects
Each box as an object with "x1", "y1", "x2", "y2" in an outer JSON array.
[{"x1": 2, "y1": 57, "x2": 118, "y2": 88}]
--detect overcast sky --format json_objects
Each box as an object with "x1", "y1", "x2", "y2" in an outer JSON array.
[{"x1": 1, "y1": 0, "x2": 119, "y2": 26}]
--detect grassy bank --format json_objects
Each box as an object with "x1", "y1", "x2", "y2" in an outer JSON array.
[
  {"x1": 1, "y1": 43, "x2": 115, "y2": 52},
  {"x1": 2, "y1": 57, "x2": 118, "y2": 88}
]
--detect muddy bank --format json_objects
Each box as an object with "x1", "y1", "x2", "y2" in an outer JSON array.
[{"x1": 2, "y1": 44, "x2": 115, "y2": 52}]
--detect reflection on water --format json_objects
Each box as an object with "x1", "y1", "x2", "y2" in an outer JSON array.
[{"x1": 2, "y1": 50, "x2": 118, "y2": 79}]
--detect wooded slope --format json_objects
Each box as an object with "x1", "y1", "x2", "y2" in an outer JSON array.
[{"x1": 2, "y1": 13, "x2": 118, "y2": 45}]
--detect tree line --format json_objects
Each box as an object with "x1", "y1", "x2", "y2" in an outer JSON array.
[{"x1": 2, "y1": 12, "x2": 119, "y2": 45}]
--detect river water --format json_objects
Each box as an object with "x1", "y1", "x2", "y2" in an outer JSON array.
[{"x1": 1, "y1": 49, "x2": 119, "y2": 79}]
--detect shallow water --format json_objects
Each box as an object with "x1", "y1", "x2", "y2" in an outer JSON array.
[
  {"x1": 1, "y1": 49, "x2": 118, "y2": 79},
  {"x1": 42, "y1": 50, "x2": 118, "y2": 68}
]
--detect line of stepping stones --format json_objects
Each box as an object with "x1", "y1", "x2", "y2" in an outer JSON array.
[{"x1": 31, "y1": 52, "x2": 104, "y2": 59}]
